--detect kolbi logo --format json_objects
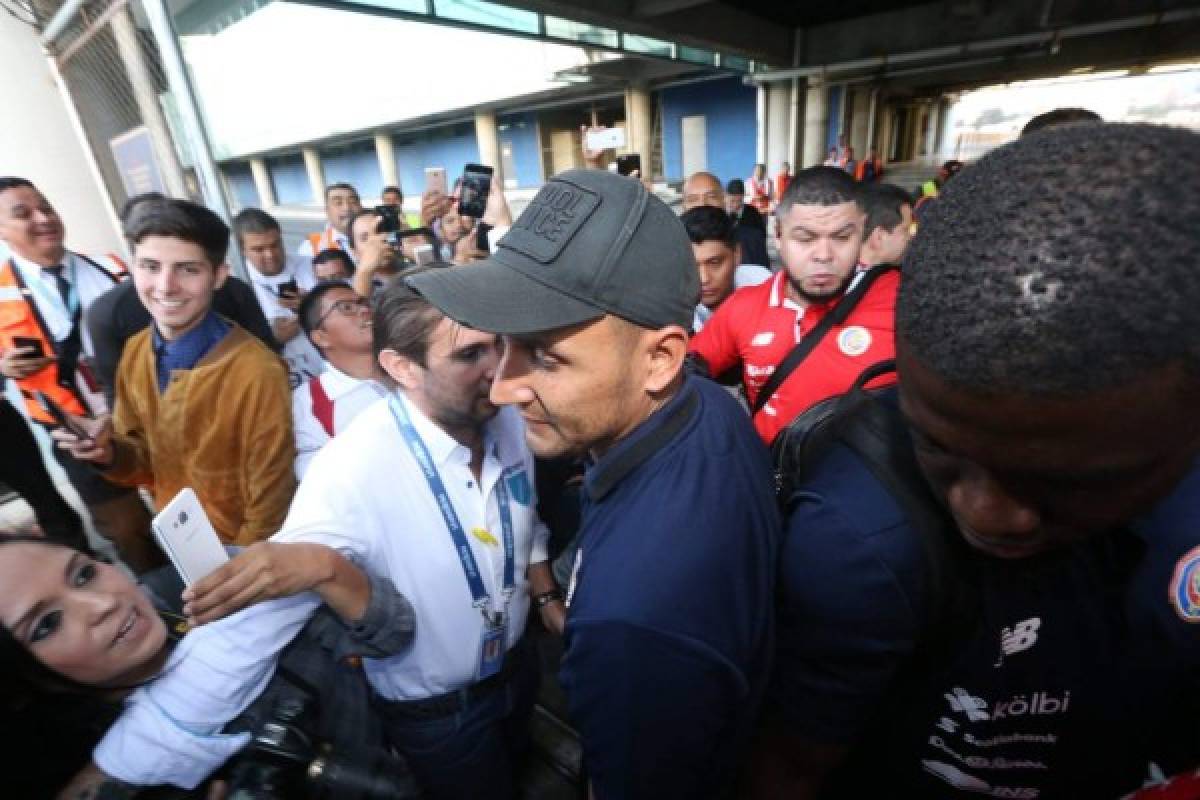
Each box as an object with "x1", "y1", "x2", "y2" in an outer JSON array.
[{"x1": 944, "y1": 686, "x2": 1071, "y2": 722}]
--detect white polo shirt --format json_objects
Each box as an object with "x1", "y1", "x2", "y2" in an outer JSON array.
[
  {"x1": 93, "y1": 391, "x2": 550, "y2": 787},
  {"x1": 295, "y1": 225, "x2": 352, "y2": 262},
  {"x1": 245, "y1": 255, "x2": 324, "y2": 389},
  {"x1": 291, "y1": 364, "x2": 388, "y2": 479}
]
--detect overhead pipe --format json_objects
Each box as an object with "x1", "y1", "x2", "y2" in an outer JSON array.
[{"x1": 746, "y1": 6, "x2": 1200, "y2": 84}]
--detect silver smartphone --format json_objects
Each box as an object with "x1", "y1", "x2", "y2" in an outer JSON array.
[{"x1": 152, "y1": 488, "x2": 229, "y2": 586}]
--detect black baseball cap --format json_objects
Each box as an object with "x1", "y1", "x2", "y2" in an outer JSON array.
[{"x1": 405, "y1": 169, "x2": 698, "y2": 335}]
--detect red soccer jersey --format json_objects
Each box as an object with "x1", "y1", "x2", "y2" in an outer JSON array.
[{"x1": 689, "y1": 269, "x2": 899, "y2": 444}]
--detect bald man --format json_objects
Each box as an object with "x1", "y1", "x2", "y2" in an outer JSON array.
[{"x1": 682, "y1": 171, "x2": 769, "y2": 268}]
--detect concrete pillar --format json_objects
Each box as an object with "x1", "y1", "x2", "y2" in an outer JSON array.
[
  {"x1": 249, "y1": 158, "x2": 274, "y2": 208},
  {"x1": 301, "y1": 146, "x2": 324, "y2": 206},
  {"x1": 877, "y1": 103, "x2": 894, "y2": 162},
  {"x1": 800, "y1": 80, "x2": 829, "y2": 168},
  {"x1": 787, "y1": 78, "x2": 801, "y2": 170},
  {"x1": 935, "y1": 97, "x2": 955, "y2": 159},
  {"x1": 865, "y1": 88, "x2": 879, "y2": 154},
  {"x1": 848, "y1": 87, "x2": 872, "y2": 157},
  {"x1": 924, "y1": 101, "x2": 939, "y2": 158},
  {"x1": 623, "y1": 86, "x2": 653, "y2": 178},
  {"x1": 474, "y1": 109, "x2": 503, "y2": 185},
  {"x1": 374, "y1": 132, "x2": 399, "y2": 194},
  {"x1": 110, "y1": 6, "x2": 187, "y2": 198},
  {"x1": 763, "y1": 80, "x2": 791, "y2": 177}
]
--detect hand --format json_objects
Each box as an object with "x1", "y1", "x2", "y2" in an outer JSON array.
[
  {"x1": 0, "y1": 345, "x2": 55, "y2": 379},
  {"x1": 271, "y1": 316, "x2": 301, "y2": 344},
  {"x1": 277, "y1": 291, "x2": 301, "y2": 313},
  {"x1": 539, "y1": 598, "x2": 565, "y2": 636},
  {"x1": 55, "y1": 761, "x2": 124, "y2": 800},
  {"x1": 580, "y1": 124, "x2": 608, "y2": 168},
  {"x1": 50, "y1": 413, "x2": 112, "y2": 467},
  {"x1": 182, "y1": 541, "x2": 336, "y2": 624},
  {"x1": 481, "y1": 175, "x2": 512, "y2": 229},
  {"x1": 357, "y1": 216, "x2": 396, "y2": 273},
  {"x1": 420, "y1": 189, "x2": 451, "y2": 227}
]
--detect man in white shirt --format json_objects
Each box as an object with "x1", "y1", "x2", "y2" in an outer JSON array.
[
  {"x1": 296, "y1": 182, "x2": 361, "y2": 262},
  {"x1": 91, "y1": 277, "x2": 556, "y2": 800},
  {"x1": 0, "y1": 177, "x2": 153, "y2": 570},
  {"x1": 292, "y1": 281, "x2": 387, "y2": 479},
  {"x1": 233, "y1": 208, "x2": 325, "y2": 389}
]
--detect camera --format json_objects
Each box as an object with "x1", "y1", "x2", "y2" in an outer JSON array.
[
  {"x1": 225, "y1": 695, "x2": 418, "y2": 800},
  {"x1": 374, "y1": 205, "x2": 403, "y2": 247}
]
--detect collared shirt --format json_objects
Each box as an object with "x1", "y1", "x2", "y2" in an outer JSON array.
[
  {"x1": 9, "y1": 250, "x2": 117, "y2": 357},
  {"x1": 291, "y1": 363, "x2": 388, "y2": 479},
  {"x1": 245, "y1": 255, "x2": 324, "y2": 389},
  {"x1": 689, "y1": 267, "x2": 898, "y2": 444},
  {"x1": 692, "y1": 263, "x2": 773, "y2": 332},
  {"x1": 151, "y1": 311, "x2": 231, "y2": 392},
  {"x1": 560, "y1": 374, "x2": 780, "y2": 799},
  {"x1": 91, "y1": 392, "x2": 549, "y2": 784}
]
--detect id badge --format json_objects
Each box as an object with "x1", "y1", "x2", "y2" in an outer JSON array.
[{"x1": 477, "y1": 619, "x2": 506, "y2": 680}]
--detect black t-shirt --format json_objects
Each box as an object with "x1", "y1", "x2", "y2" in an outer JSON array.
[
  {"x1": 772, "y1": 419, "x2": 1200, "y2": 797},
  {"x1": 86, "y1": 277, "x2": 277, "y2": 405}
]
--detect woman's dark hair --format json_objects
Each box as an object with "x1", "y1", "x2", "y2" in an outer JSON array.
[{"x1": 0, "y1": 535, "x2": 97, "y2": 705}]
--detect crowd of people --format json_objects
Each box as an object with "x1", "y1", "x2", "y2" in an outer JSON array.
[{"x1": 1, "y1": 107, "x2": 1199, "y2": 800}]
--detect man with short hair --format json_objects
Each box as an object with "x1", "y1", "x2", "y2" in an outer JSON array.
[
  {"x1": 348, "y1": 208, "x2": 401, "y2": 298},
  {"x1": 857, "y1": 183, "x2": 914, "y2": 269},
  {"x1": 89, "y1": 274, "x2": 554, "y2": 800},
  {"x1": 381, "y1": 185, "x2": 404, "y2": 210},
  {"x1": 234, "y1": 207, "x2": 324, "y2": 389},
  {"x1": 312, "y1": 247, "x2": 355, "y2": 282},
  {"x1": 407, "y1": 169, "x2": 780, "y2": 799},
  {"x1": 680, "y1": 205, "x2": 770, "y2": 333},
  {"x1": 292, "y1": 281, "x2": 386, "y2": 478},
  {"x1": 54, "y1": 198, "x2": 296, "y2": 546},
  {"x1": 681, "y1": 170, "x2": 725, "y2": 211},
  {"x1": 757, "y1": 123, "x2": 1200, "y2": 799},
  {"x1": 0, "y1": 177, "x2": 153, "y2": 569},
  {"x1": 297, "y1": 182, "x2": 362, "y2": 261},
  {"x1": 724, "y1": 177, "x2": 770, "y2": 268},
  {"x1": 690, "y1": 166, "x2": 899, "y2": 445}
]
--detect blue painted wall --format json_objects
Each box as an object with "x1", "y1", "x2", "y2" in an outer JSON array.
[
  {"x1": 267, "y1": 154, "x2": 311, "y2": 205},
  {"x1": 322, "y1": 139, "x2": 384, "y2": 201},
  {"x1": 392, "y1": 123, "x2": 479, "y2": 198},
  {"x1": 223, "y1": 162, "x2": 259, "y2": 210},
  {"x1": 497, "y1": 112, "x2": 542, "y2": 188},
  {"x1": 660, "y1": 75, "x2": 757, "y2": 184}
]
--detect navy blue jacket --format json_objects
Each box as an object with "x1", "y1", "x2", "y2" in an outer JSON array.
[{"x1": 560, "y1": 374, "x2": 780, "y2": 799}]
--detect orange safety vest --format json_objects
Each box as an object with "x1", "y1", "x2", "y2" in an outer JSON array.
[
  {"x1": 306, "y1": 226, "x2": 345, "y2": 256},
  {"x1": 0, "y1": 255, "x2": 122, "y2": 425}
]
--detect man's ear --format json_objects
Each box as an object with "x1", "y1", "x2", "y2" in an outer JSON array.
[
  {"x1": 733, "y1": 242, "x2": 743, "y2": 265},
  {"x1": 642, "y1": 325, "x2": 690, "y2": 395},
  {"x1": 309, "y1": 326, "x2": 331, "y2": 351},
  {"x1": 378, "y1": 348, "x2": 422, "y2": 390}
]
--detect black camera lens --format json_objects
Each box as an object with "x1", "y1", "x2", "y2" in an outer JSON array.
[{"x1": 179, "y1": 511, "x2": 188, "y2": 525}]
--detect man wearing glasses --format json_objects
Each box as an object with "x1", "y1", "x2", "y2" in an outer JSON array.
[{"x1": 293, "y1": 281, "x2": 387, "y2": 479}]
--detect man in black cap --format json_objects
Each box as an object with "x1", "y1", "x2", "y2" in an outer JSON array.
[
  {"x1": 725, "y1": 177, "x2": 770, "y2": 268},
  {"x1": 406, "y1": 169, "x2": 780, "y2": 799}
]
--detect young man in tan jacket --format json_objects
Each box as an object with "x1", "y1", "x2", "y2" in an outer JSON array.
[{"x1": 55, "y1": 198, "x2": 296, "y2": 546}]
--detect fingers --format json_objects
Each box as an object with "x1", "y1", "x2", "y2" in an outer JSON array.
[{"x1": 183, "y1": 556, "x2": 266, "y2": 623}]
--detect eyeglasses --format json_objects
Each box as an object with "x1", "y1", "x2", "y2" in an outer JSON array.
[{"x1": 315, "y1": 296, "x2": 370, "y2": 329}]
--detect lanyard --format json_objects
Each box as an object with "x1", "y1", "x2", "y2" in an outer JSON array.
[{"x1": 388, "y1": 394, "x2": 515, "y2": 612}]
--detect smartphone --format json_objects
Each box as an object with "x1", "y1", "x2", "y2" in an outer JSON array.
[
  {"x1": 277, "y1": 279, "x2": 299, "y2": 298},
  {"x1": 413, "y1": 244, "x2": 435, "y2": 266},
  {"x1": 34, "y1": 390, "x2": 91, "y2": 440},
  {"x1": 616, "y1": 154, "x2": 642, "y2": 177},
  {"x1": 585, "y1": 127, "x2": 626, "y2": 152},
  {"x1": 12, "y1": 335, "x2": 46, "y2": 359},
  {"x1": 458, "y1": 164, "x2": 494, "y2": 219},
  {"x1": 424, "y1": 167, "x2": 448, "y2": 196},
  {"x1": 152, "y1": 488, "x2": 229, "y2": 587}
]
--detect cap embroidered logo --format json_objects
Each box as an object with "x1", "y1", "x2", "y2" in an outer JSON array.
[{"x1": 505, "y1": 182, "x2": 601, "y2": 263}]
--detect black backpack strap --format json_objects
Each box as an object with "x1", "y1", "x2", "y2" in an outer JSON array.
[{"x1": 751, "y1": 263, "x2": 897, "y2": 415}]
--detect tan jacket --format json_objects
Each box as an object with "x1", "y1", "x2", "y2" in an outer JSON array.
[{"x1": 107, "y1": 324, "x2": 297, "y2": 545}]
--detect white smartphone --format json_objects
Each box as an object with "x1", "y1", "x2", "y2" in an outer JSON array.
[
  {"x1": 152, "y1": 488, "x2": 229, "y2": 586},
  {"x1": 585, "y1": 127, "x2": 626, "y2": 152},
  {"x1": 424, "y1": 167, "x2": 448, "y2": 196}
]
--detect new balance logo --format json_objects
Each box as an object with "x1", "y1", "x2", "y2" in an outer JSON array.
[{"x1": 1001, "y1": 617, "x2": 1041, "y2": 657}]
